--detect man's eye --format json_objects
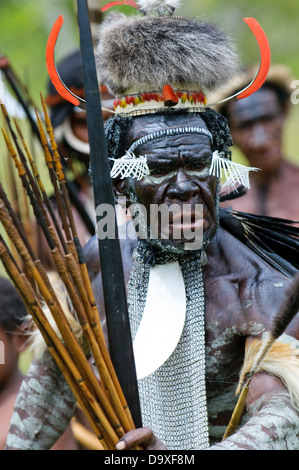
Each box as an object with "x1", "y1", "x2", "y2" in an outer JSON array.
[
  {"x1": 193, "y1": 162, "x2": 204, "y2": 170},
  {"x1": 191, "y1": 156, "x2": 212, "y2": 171},
  {"x1": 191, "y1": 162, "x2": 209, "y2": 172},
  {"x1": 150, "y1": 168, "x2": 166, "y2": 176}
]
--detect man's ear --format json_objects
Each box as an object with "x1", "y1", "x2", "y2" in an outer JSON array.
[
  {"x1": 113, "y1": 178, "x2": 133, "y2": 208},
  {"x1": 113, "y1": 178, "x2": 127, "y2": 198}
]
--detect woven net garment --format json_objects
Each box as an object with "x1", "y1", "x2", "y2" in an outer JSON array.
[{"x1": 128, "y1": 241, "x2": 209, "y2": 450}]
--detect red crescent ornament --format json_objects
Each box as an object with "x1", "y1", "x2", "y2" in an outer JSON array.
[
  {"x1": 46, "y1": 16, "x2": 85, "y2": 108},
  {"x1": 236, "y1": 18, "x2": 271, "y2": 100}
]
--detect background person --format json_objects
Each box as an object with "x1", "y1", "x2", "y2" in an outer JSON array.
[
  {"x1": 45, "y1": 49, "x2": 116, "y2": 245},
  {"x1": 214, "y1": 65, "x2": 299, "y2": 221}
]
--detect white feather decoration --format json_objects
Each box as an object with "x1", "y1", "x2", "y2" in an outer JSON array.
[
  {"x1": 110, "y1": 152, "x2": 150, "y2": 180},
  {"x1": 209, "y1": 150, "x2": 259, "y2": 191},
  {"x1": 137, "y1": 0, "x2": 181, "y2": 15}
]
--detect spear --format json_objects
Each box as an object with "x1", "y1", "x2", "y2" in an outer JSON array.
[
  {"x1": 0, "y1": 234, "x2": 114, "y2": 449},
  {"x1": 3, "y1": 125, "x2": 132, "y2": 430},
  {"x1": 0, "y1": 182, "x2": 128, "y2": 445},
  {"x1": 75, "y1": 0, "x2": 142, "y2": 427},
  {"x1": 1, "y1": 103, "x2": 69, "y2": 255}
]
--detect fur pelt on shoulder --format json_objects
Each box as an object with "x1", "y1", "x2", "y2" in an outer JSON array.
[{"x1": 238, "y1": 334, "x2": 299, "y2": 410}]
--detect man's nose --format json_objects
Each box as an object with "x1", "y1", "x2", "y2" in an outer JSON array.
[
  {"x1": 166, "y1": 169, "x2": 199, "y2": 200},
  {"x1": 249, "y1": 123, "x2": 268, "y2": 148}
]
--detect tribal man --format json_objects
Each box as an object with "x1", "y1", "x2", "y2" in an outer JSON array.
[
  {"x1": 85, "y1": 111, "x2": 299, "y2": 451},
  {"x1": 5, "y1": 0, "x2": 299, "y2": 450}
]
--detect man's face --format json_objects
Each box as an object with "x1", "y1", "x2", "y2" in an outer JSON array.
[
  {"x1": 122, "y1": 113, "x2": 219, "y2": 250},
  {"x1": 226, "y1": 87, "x2": 285, "y2": 173}
]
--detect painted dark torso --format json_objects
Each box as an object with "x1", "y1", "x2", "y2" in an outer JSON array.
[{"x1": 84, "y1": 225, "x2": 299, "y2": 442}]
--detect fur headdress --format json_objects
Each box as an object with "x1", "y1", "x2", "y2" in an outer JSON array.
[
  {"x1": 137, "y1": 0, "x2": 181, "y2": 16},
  {"x1": 96, "y1": 10, "x2": 239, "y2": 98}
]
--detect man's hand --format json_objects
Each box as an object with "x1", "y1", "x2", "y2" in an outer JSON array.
[{"x1": 116, "y1": 427, "x2": 167, "y2": 450}]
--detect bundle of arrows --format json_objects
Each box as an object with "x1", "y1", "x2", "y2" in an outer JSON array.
[{"x1": 0, "y1": 96, "x2": 140, "y2": 450}]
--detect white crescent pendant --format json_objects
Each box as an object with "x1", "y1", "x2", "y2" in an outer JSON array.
[{"x1": 133, "y1": 261, "x2": 186, "y2": 380}]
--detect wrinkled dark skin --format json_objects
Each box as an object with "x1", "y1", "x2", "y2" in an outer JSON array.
[{"x1": 84, "y1": 112, "x2": 299, "y2": 450}]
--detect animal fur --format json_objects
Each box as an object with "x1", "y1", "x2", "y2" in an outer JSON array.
[
  {"x1": 96, "y1": 12, "x2": 239, "y2": 97},
  {"x1": 27, "y1": 274, "x2": 87, "y2": 359},
  {"x1": 238, "y1": 335, "x2": 299, "y2": 410},
  {"x1": 137, "y1": 0, "x2": 181, "y2": 15}
]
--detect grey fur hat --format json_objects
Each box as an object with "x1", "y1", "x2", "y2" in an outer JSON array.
[{"x1": 96, "y1": 6, "x2": 239, "y2": 99}]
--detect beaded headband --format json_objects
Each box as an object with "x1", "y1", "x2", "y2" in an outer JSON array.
[{"x1": 129, "y1": 127, "x2": 213, "y2": 152}]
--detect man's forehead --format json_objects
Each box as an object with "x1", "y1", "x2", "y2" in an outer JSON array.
[
  {"x1": 228, "y1": 88, "x2": 281, "y2": 124},
  {"x1": 129, "y1": 112, "x2": 208, "y2": 141}
]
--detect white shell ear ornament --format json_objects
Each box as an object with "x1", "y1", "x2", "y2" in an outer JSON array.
[{"x1": 209, "y1": 150, "x2": 259, "y2": 191}]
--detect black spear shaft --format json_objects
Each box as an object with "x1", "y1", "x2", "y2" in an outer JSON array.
[{"x1": 76, "y1": 0, "x2": 142, "y2": 428}]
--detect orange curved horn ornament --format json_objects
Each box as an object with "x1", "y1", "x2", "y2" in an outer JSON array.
[
  {"x1": 46, "y1": 15, "x2": 86, "y2": 108},
  {"x1": 236, "y1": 17, "x2": 271, "y2": 100}
]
